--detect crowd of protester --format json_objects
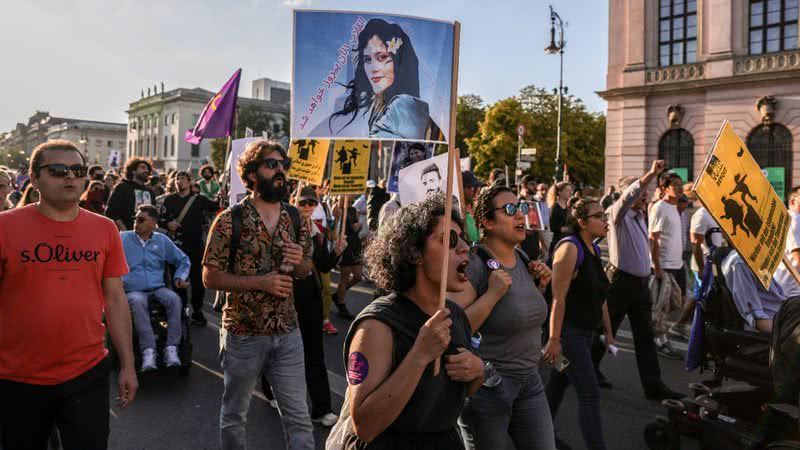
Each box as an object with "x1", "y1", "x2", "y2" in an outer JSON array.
[{"x1": 4, "y1": 137, "x2": 800, "y2": 450}]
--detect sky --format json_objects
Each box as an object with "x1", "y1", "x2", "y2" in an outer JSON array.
[{"x1": 0, "y1": 0, "x2": 608, "y2": 132}]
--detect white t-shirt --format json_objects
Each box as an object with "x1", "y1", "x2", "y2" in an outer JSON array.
[
  {"x1": 311, "y1": 202, "x2": 328, "y2": 228},
  {"x1": 649, "y1": 200, "x2": 684, "y2": 270},
  {"x1": 689, "y1": 207, "x2": 722, "y2": 272},
  {"x1": 774, "y1": 210, "x2": 800, "y2": 297}
]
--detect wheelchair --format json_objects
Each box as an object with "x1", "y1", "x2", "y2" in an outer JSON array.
[
  {"x1": 644, "y1": 228, "x2": 800, "y2": 450},
  {"x1": 108, "y1": 283, "x2": 192, "y2": 376}
]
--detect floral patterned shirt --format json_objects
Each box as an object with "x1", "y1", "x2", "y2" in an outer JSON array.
[{"x1": 203, "y1": 197, "x2": 312, "y2": 336}]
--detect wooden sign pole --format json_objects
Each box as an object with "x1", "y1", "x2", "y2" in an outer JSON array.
[
  {"x1": 782, "y1": 255, "x2": 800, "y2": 286},
  {"x1": 294, "y1": 180, "x2": 304, "y2": 205},
  {"x1": 434, "y1": 21, "x2": 461, "y2": 376},
  {"x1": 454, "y1": 150, "x2": 465, "y2": 213},
  {"x1": 340, "y1": 195, "x2": 349, "y2": 242}
]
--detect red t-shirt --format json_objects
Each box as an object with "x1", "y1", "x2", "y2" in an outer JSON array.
[{"x1": 0, "y1": 205, "x2": 128, "y2": 385}]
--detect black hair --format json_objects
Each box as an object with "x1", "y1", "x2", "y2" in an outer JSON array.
[
  {"x1": 473, "y1": 184, "x2": 516, "y2": 239},
  {"x1": 137, "y1": 204, "x2": 160, "y2": 222},
  {"x1": 420, "y1": 163, "x2": 441, "y2": 179},
  {"x1": 329, "y1": 18, "x2": 419, "y2": 134},
  {"x1": 566, "y1": 196, "x2": 600, "y2": 233},
  {"x1": 124, "y1": 158, "x2": 152, "y2": 180},
  {"x1": 364, "y1": 193, "x2": 464, "y2": 293}
]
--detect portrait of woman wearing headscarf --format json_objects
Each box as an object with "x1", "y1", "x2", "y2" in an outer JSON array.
[{"x1": 315, "y1": 18, "x2": 445, "y2": 141}]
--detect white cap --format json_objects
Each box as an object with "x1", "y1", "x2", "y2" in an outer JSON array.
[{"x1": 366, "y1": 179, "x2": 376, "y2": 188}]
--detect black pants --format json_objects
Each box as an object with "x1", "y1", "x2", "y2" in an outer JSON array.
[
  {"x1": 0, "y1": 357, "x2": 110, "y2": 450},
  {"x1": 591, "y1": 269, "x2": 662, "y2": 392},
  {"x1": 179, "y1": 244, "x2": 205, "y2": 312},
  {"x1": 263, "y1": 275, "x2": 332, "y2": 418}
]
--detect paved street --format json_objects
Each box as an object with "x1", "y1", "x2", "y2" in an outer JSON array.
[{"x1": 107, "y1": 274, "x2": 703, "y2": 450}]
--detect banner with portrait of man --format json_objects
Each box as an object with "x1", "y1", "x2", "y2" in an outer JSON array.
[
  {"x1": 398, "y1": 152, "x2": 462, "y2": 210},
  {"x1": 292, "y1": 10, "x2": 455, "y2": 143},
  {"x1": 387, "y1": 140, "x2": 434, "y2": 193}
]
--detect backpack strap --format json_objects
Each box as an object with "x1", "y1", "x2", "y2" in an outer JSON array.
[
  {"x1": 552, "y1": 235, "x2": 586, "y2": 273},
  {"x1": 282, "y1": 201, "x2": 301, "y2": 241},
  {"x1": 227, "y1": 203, "x2": 243, "y2": 273}
]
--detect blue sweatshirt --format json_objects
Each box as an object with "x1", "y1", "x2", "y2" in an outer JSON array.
[{"x1": 120, "y1": 231, "x2": 190, "y2": 293}]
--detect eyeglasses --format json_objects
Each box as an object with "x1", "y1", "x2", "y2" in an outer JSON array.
[
  {"x1": 494, "y1": 202, "x2": 530, "y2": 217},
  {"x1": 298, "y1": 199, "x2": 318, "y2": 207},
  {"x1": 430, "y1": 229, "x2": 469, "y2": 249},
  {"x1": 262, "y1": 158, "x2": 291, "y2": 171},
  {"x1": 587, "y1": 212, "x2": 609, "y2": 221},
  {"x1": 40, "y1": 164, "x2": 88, "y2": 178}
]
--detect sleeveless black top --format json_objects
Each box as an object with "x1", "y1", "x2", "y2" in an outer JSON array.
[
  {"x1": 342, "y1": 294, "x2": 472, "y2": 450},
  {"x1": 556, "y1": 234, "x2": 609, "y2": 331}
]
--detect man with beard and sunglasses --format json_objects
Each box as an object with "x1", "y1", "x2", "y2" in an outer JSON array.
[
  {"x1": 160, "y1": 170, "x2": 220, "y2": 326},
  {"x1": 203, "y1": 140, "x2": 315, "y2": 450},
  {"x1": 105, "y1": 158, "x2": 155, "y2": 231},
  {"x1": 0, "y1": 140, "x2": 137, "y2": 449}
]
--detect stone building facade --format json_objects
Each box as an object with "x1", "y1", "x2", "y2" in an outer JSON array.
[{"x1": 600, "y1": 0, "x2": 800, "y2": 200}]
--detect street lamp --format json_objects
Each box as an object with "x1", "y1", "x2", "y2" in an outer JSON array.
[{"x1": 545, "y1": 4, "x2": 565, "y2": 182}]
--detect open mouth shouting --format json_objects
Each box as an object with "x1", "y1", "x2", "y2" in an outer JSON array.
[{"x1": 455, "y1": 259, "x2": 469, "y2": 282}]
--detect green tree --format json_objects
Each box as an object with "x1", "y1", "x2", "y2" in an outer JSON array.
[
  {"x1": 234, "y1": 104, "x2": 274, "y2": 138},
  {"x1": 209, "y1": 138, "x2": 227, "y2": 173},
  {"x1": 0, "y1": 148, "x2": 29, "y2": 171},
  {"x1": 455, "y1": 94, "x2": 485, "y2": 157},
  {"x1": 466, "y1": 85, "x2": 605, "y2": 186}
]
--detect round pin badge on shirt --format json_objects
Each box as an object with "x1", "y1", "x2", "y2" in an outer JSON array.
[{"x1": 487, "y1": 259, "x2": 501, "y2": 270}]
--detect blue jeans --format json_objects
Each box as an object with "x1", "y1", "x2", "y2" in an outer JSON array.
[
  {"x1": 546, "y1": 323, "x2": 606, "y2": 450},
  {"x1": 126, "y1": 287, "x2": 182, "y2": 352},
  {"x1": 219, "y1": 328, "x2": 314, "y2": 450},
  {"x1": 459, "y1": 371, "x2": 555, "y2": 450}
]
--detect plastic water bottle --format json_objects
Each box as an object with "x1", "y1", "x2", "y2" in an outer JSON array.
[{"x1": 471, "y1": 332, "x2": 502, "y2": 388}]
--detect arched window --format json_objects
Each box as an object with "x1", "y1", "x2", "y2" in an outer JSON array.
[
  {"x1": 746, "y1": 123, "x2": 793, "y2": 200},
  {"x1": 658, "y1": 128, "x2": 695, "y2": 181}
]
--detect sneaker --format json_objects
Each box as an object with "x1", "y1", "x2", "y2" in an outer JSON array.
[
  {"x1": 334, "y1": 300, "x2": 355, "y2": 320},
  {"x1": 657, "y1": 341, "x2": 683, "y2": 360},
  {"x1": 668, "y1": 323, "x2": 691, "y2": 342},
  {"x1": 164, "y1": 346, "x2": 181, "y2": 367},
  {"x1": 312, "y1": 412, "x2": 339, "y2": 427},
  {"x1": 322, "y1": 321, "x2": 339, "y2": 335},
  {"x1": 191, "y1": 310, "x2": 207, "y2": 326},
  {"x1": 141, "y1": 348, "x2": 157, "y2": 372},
  {"x1": 597, "y1": 370, "x2": 613, "y2": 389}
]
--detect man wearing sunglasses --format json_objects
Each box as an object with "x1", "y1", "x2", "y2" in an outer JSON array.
[
  {"x1": 0, "y1": 140, "x2": 137, "y2": 449},
  {"x1": 105, "y1": 158, "x2": 155, "y2": 231},
  {"x1": 203, "y1": 140, "x2": 315, "y2": 450}
]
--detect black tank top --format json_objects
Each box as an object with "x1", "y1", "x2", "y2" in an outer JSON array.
[
  {"x1": 557, "y1": 234, "x2": 608, "y2": 330},
  {"x1": 342, "y1": 294, "x2": 471, "y2": 449}
]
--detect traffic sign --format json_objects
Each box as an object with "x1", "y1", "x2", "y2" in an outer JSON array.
[
  {"x1": 521, "y1": 148, "x2": 537, "y2": 156},
  {"x1": 517, "y1": 124, "x2": 525, "y2": 137},
  {"x1": 517, "y1": 161, "x2": 531, "y2": 169}
]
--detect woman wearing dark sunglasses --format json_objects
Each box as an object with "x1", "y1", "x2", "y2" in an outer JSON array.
[
  {"x1": 543, "y1": 197, "x2": 614, "y2": 450},
  {"x1": 331, "y1": 193, "x2": 484, "y2": 449},
  {"x1": 452, "y1": 184, "x2": 556, "y2": 449}
]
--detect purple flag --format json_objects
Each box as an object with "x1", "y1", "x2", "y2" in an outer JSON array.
[{"x1": 184, "y1": 68, "x2": 241, "y2": 144}]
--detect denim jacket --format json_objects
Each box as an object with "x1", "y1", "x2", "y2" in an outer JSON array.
[{"x1": 120, "y1": 231, "x2": 190, "y2": 293}]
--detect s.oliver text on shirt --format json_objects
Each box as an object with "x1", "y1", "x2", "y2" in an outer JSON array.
[{"x1": 20, "y1": 242, "x2": 101, "y2": 263}]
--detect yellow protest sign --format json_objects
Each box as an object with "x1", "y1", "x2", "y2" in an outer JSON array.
[
  {"x1": 693, "y1": 121, "x2": 790, "y2": 289},
  {"x1": 329, "y1": 140, "x2": 371, "y2": 195},
  {"x1": 287, "y1": 139, "x2": 329, "y2": 185}
]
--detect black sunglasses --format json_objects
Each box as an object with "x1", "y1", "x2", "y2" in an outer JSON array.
[
  {"x1": 262, "y1": 158, "x2": 291, "y2": 171},
  {"x1": 435, "y1": 229, "x2": 469, "y2": 249},
  {"x1": 298, "y1": 199, "x2": 318, "y2": 207},
  {"x1": 494, "y1": 202, "x2": 530, "y2": 217},
  {"x1": 587, "y1": 212, "x2": 609, "y2": 221},
  {"x1": 40, "y1": 164, "x2": 88, "y2": 178}
]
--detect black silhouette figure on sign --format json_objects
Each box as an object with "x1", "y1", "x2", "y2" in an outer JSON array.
[
  {"x1": 348, "y1": 147, "x2": 360, "y2": 168},
  {"x1": 730, "y1": 173, "x2": 757, "y2": 203},
  {"x1": 336, "y1": 147, "x2": 352, "y2": 174},
  {"x1": 720, "y1": 196, "x2": 751, "y2": 237},
  {"x1": 297, "y1": 139, "x2": 319, "y2": 160},
  {"x1": 737, "y1": 147, "x2": 745, "y2": 157}
]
